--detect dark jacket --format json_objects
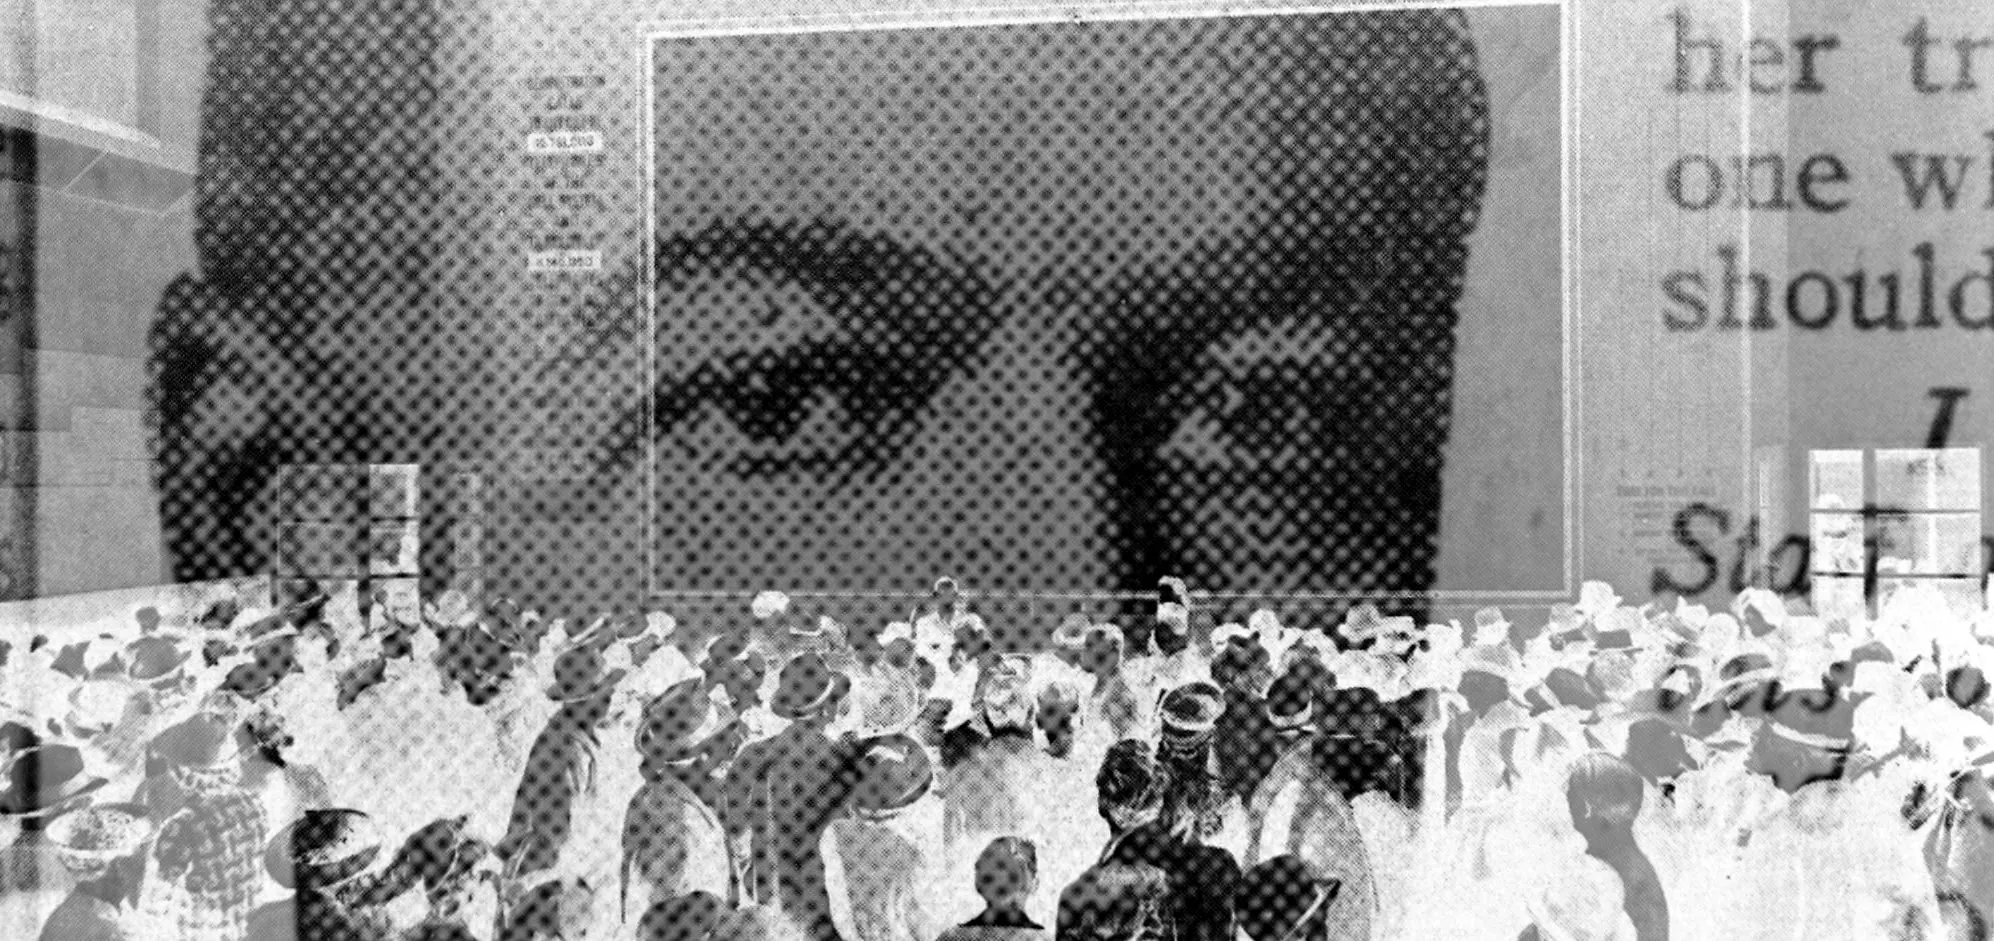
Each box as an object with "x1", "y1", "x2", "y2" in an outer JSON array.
[
  {"x1": 1103, "y1": 822, "x2": 1240, "y2": 941},
  {"x1": 724, "y1": 723, "x2": 859, "y2": 941}
]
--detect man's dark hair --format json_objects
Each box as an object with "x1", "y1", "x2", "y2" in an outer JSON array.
[{"x1": 1096, "y1": 739, "x2": 1160, "y2": 817}]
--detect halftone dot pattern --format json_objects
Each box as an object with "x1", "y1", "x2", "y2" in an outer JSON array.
[{"x1": 146, "y1": 5, "x2": 1496, "y2": 937}]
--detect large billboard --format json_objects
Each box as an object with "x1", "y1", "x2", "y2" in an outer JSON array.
[{"x1": 149, "y1": 0, "x2": 1564, "y2": 625}]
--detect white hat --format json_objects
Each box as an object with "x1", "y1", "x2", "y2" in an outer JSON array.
[
  {"x1": 750, "y1": 591, "x2": 791, "y2": 620},
  {"x1": 1248, "y1": 609, "x2": 1300, "y2": 664},
  {"x1": 1470, "y1": 607, "x2": 1512, "y2": 647},
  {"x1": 1577, "y1": 582, "x2": 1622, "y2": 619}
]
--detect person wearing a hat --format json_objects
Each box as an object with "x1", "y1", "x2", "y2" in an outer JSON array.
[
  {"x1": 498, "y1": 642, "x2": 627, "y2": 886},
  {"x1": 243, "y1": 808, "x2": 388, "y2": 941},
  {"x1": 1243, "y1": 713, "x2": 1376, "y2": 941},
  {"x1": 622, "y1": 679, "x2": 741, "y2": 919},
  {"x1": 0, "y1": 743, "x2": 111, "y2": 939},
  {"x1": 824, "y1": 733, "x2": 941, "y2": 941},
  {"x1": 1210, "y1": 635, "x2": 1275, "y2": 804},
  {"x1": 1149, "y1": 594, "x2": 1209, "y2": 695},
  {"x1": 1101, "y1": 683, "x2": 1241, "y2": 941},
  {"x1": 140, "y1": 713, "x2": 269, "y2": 941},
  {"x1": 723, "y1": 651, "x2": 858, "y2": 941},
  {"x1": 940, "y1": 656, "x2": 1055, "y2": 858},
  {"x1": 38, "y1": 801, "x2": 155, "y2": 941},
  {"x1": 913, "y1": 579, "x2": 979, "y2": 683},
  {"x1": 1076, "y1": 626, "x2": 1145, "y2": 761}
]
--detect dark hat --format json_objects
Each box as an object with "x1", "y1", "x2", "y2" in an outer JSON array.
[
  {"x1": 1159, "y1": 681, "x2": 1226, "y2": 737},
  {"x1": 151, "y1": 714, "x2": 243, "y2": 772},
  {"x1": 701, "y1": 630, "x2": 754, "y2": 669},
  {"x1": 770, "y1": 652, "x2": 851, "y2": 721},
  {"x1": 1266, "y1": 671, "x2": 1316, "y2": 731},
  {"x1": 1764, "y1": 687, "x2": 1855, "y2": 752},
  {"x1": 265, "y1": 808, "x2": 384, "y2": 890},
  {"x1": 1235, "y1": 855, "x2": 1338, "y2": 941},
  {"x1": 0, "y1": 744, "x2": 108, "y2": 817},
  {"x1": 637, "y1": 679, "x2": 731, "y2": 762},
  {"x1": 124, "y1": 635, "x2": 191, "y2": 687},
  {"x1": 850, "y1": 733, "x2": 934, "y2": 816},
  {"x1": 545, "y1": 645, "x2": 626, "y2": 703}
]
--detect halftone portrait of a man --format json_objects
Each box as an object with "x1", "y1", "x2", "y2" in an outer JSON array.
[{"x1": 151, "y1": 2, "x2": 1562, "y2": 617}]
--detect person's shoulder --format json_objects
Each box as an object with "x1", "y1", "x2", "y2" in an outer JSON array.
[{"x1": 37, "y1": 891, "x2": 118, "y2": 941}]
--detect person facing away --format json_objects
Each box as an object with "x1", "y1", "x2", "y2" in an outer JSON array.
[
  {"x1": 724, "y1": 652, "x2": 860, "y2": 941},
  {"x1": 1054, "y1": 862, "x2": 1167, "y2": 941},
  {"x1": 1096, "y1": 736, "x2": 1240, "y2": 941},
  {"x1": 1564, "y1": 753, "x2": 1667, "y2": 941},
  {"x1": 937, "y1": 837, "x2": 1051, "y2": 941},
  {"x1": 38, "y1": 801, "x2": 154, "y2": 941}
]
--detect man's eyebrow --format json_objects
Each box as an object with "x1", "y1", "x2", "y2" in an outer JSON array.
[
  {"x1": 579, "y1": 218, "x2": 999, "y2": 475},
  {"x1": 654, "y1": 218, "x2": 990, "y2": 338}
]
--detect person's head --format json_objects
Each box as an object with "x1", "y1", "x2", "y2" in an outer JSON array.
[
  {"x1": 156, "y1": 10, "x2": 1494, "y2": 616},
  {"x1": 933, "y1": 578, "x2": 960, "y2": 611},
  {"x1": 1037, "y1": 680, "x2": 1083, "y2": 758},
  {"x1": 1096, "y1": 739, "x2": 1161, "y2": 832},
  {"x1": 1749, "y1": 688, "x2": 1853, "y2": 794},
  {"x1": 1235, "y1": 855, "x2": 1336, "y2": 941},
  {"x1": 769, "y1": 652, "x2": 851, "y2": 727},
  {"x1": 1565, "y1": 752, "x2": 1643, "y2": 843},
  {"x1": 1211, "y1": 637, "x2": 1274, "y2": 698},
  {"x1": 1083, "y1": 625, "x2": 1126, "y2": 678},
  {"x1": 1457, "y1": 669, "x2": 1511, "y2": 715},
  {"x1": 1947, "y1": 666, "x2": 1990, "y2": 710},
  {"x1": 1056, "y1": 862, "x2": 1168, "y2": 941},
  {"x1": 974, "y1": 836, "x2": 1039, "y2": 910},
  {"x1": 641, "y1": 891, "x2": 726, "y2": 941},
  {"x1": 46, "y1": 802, "x2": 152, "y2": 901}
]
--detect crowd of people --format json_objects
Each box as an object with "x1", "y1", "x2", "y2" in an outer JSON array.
[{"x1": 1, "y1": 574, "x2": 1993, "y2": 941}]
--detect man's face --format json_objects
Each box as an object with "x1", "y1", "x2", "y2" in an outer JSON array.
[
  {"x1": 635, "y1": 15, "x2": 1481, "y2": 602},
  {"x1": 155, "y1": 13, "x2": 1485, "y2": 616}
]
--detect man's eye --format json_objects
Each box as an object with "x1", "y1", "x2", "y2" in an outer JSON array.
[
  {"x1": 1212, "y1": 374, "x2": 1315, "y2": 449},
  {"x1": 717, "y1": 353, "x2": 825, "y2": 445},
  {"x1": 673, "y1": 344, "x2": 904, "y2": 475}
]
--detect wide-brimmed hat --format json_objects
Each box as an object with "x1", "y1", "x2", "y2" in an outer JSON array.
[
  {"x1": 545, "y1": 645, "x2": 626, "y2": 704},
  {"x1": 770, "y1": 652, "x2": 851, "y2": 721},
  {"x1": 1052, "y1": 614, "x2": 1092, "y2": 651},
  {"x1": 265, "y1": 808, "x2": 384, "y2": 890},
  {"x1": 0, "y1": 744, "x2": 108, "y2": 817},
  {"x1": 1159, "y1": 681, "x2": 1226, "y2": 738},
  {"x1": 151, "y1": 714, "x2": 243, "y2": 772},
  {"x1": 1266, "y1": 670, "x2": 1316, "y2": 731},
  {"x1": 64, "y1": 680, "x2": 135, "y2": 738},
  {"x1": 47, "y1": 801, "x2": 151, "y2": 874},
  {"x1": 123, "y1": 635, "x2": 191, "y2": 688},
  {"x1": 850, "y1": 733, "x2": 934, "y2": 817},
  {"x1": 637, "y1": 679, "x2": 733, "y2": 763},
  {"x1": 1763, "y1": 687, "x2": 1854, "y2": 754},
  {"x1": 750, "y1": 591, "x2": 791, "y2": 621}
]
